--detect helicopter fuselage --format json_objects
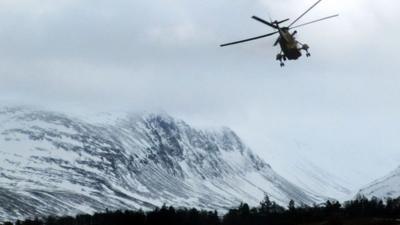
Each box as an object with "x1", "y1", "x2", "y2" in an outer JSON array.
[{"x1": 278, "y1": 28, "x2": 302, "y2": 60}]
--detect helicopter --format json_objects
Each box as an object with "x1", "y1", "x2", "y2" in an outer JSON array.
[{"x1": 220, "y1": 0, "x2": 338, "y2": 67}]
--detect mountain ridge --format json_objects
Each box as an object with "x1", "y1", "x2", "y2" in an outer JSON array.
[{"x1": 0, "y1": 106, "x2": 319, "y2": 221}]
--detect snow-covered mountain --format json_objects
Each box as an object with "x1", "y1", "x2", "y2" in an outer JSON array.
[
  {"x1": 0, "y1": 106, "x2": 319, "y2": 221},
  {"x1": 271, "y1": 157, "x2": 353, "y2": 202},
  {"x1": 358, "y1": 166, "x2": 400, "y2": 199},
  {"x1": 261, "y1": 140, "x2": 355, "y2": 201}
]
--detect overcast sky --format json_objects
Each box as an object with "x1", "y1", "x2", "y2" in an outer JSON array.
[{"x1": 1, "y1": 0, "x2": 400, "y2": 190}]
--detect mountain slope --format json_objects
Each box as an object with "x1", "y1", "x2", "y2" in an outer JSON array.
[
  {"x1": 358, "y1": 166, "x2": 400, "y2": 199},
  {"x1": 0, "y1": 107, "x2": 318, "y2": 221},
  {"x1": 272, "y1": 158, "x2": 353, "y2": 202}
]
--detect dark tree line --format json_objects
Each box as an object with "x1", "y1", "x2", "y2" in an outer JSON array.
[
  {"x1": 223, "y1": 195, "x2": 400, "y2": 225},
  {"x1": 3, "y1": 195, "x2": 400, "y2": 225},
  {"x1": 3, "y1": 206, "x2": 219, "y2": 225}
]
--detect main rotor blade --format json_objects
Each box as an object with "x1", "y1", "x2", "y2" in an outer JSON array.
[
  {"x1": 277, "y1": 18, "x2": 290, "y2": 24},
  {"x1": 220, "y1": 32, "x2": 278, "y2": 47},
  {"x1": 290, "y1": 14, "x2": 339, "y2": 29},
  {"x1": 252, "y1": 16, "x2": 278, "y2": 29},
  {"x1": 289, "y1": 0, "x2": 323, "y2": 28}
]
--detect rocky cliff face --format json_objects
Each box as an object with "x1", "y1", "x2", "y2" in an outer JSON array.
[{"x1": 0, "y1": 106, "x2": 318, "y2": 221}]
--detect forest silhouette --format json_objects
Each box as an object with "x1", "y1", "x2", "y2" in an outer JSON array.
[{"x1": 3, "y1": 195, "x2": 400, "y2": 225}]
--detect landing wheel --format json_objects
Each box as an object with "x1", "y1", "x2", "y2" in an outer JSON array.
[
  {"x1": 280, "y1": 62, "x2": 285, "y2": 67},
  {"x1": 306, "y1": 53, "x2": 311, "y2": 57}
]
